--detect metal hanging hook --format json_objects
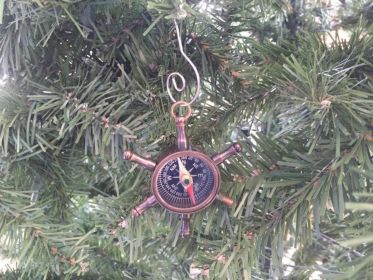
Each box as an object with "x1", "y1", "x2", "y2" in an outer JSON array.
[{"x1": 167, "y1": 19, "x2": 201, "y2": 105}]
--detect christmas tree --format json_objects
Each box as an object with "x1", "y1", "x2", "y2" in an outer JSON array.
[{"x1": 0, "y1": 0, "x2": 372, "y2": 279}]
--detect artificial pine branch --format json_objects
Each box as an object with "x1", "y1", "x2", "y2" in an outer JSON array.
[{"x1": 0, "y1": 0, "x2": 372, "y2": 279}]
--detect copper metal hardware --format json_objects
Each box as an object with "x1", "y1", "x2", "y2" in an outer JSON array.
[
  {"x1": 217, "y1": 194, "x2": 234, "y2": 207},
  {"x1": 123, "y1": 150, "x2": 156, "y2": 171},
  {"x1": 131, "y1": 195, "x2": 158, "y2": 217},
  {"x1": 151, "y1": 150, "x2": 220, "y2": 214},
  {"x1": 124, "y1": 104, "x2": 242, "y2": 237},
  {"x1": 211, "y1": 143, "x2": 242, "y2": 165},
  {"x1": 181, "y1": 214, "x2": 191, "y2": 236},
  {"x1": 171, "y1": 101, "x2": 192, "y2": 151}
]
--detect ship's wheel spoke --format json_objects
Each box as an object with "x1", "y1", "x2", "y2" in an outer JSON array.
[
  {"x1": 217, "y1": 193, "x2": 234, "y2": 207},
  {"x1": 123, "y1": 150, "x2": 156, "y2": 171},
  {"x1": 131, "y1": 195, "x2": 158, "y2": 217},
  {"x1": 180, "y1": 214, "x2": 191, "y2": 236},
  {"x1": 211, "y1": 143, "x2": 242, "y2": 165}
]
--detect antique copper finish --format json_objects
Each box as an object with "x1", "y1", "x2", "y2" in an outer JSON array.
[
  {"x1": 181, "y1": 214, "x2": 191, "y2": 236},
  {"x1": 170, "y1": 100, "x2": 192, "y2": 119},
  {"x1": 131, "y1": 195, "x2": 158, "y2": 217},
  {"x1": 171, "y1": 101, "x2": 192, "y2": 151},
  {"x1": 123, "y1": 150, "x2": 156, "y2": 171},
  {"x1": 151, "y1": 150, "x2": 220, "y2": 214},
  {"x1": 175, "y1": 117, "x2": 188, "y2": 150},
  {"x1": 211, "y1": 143, "x2": 242, "y2": 165},
  {"x1": 124, "y1": 101, "x2": 242, "y2": 236},
  {"x1": 217, "y1": 194, "x2": 234, "y2": 207}
]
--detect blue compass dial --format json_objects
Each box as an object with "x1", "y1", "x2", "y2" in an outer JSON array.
[{"x1": 156, "y1": 155, "x2": 215, "y2": 208}]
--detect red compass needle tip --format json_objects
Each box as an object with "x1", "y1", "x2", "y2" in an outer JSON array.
[{"x1": 186, "y1": 184, "x2": 196, "y2": 205}]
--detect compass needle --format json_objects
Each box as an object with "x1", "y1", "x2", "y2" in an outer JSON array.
[
  {"x1": 177, "y1": 157, "x2": 196, "y2": 205},
  {"x1": 177, "y1": 158, "x2": 188, "y2": 176}
]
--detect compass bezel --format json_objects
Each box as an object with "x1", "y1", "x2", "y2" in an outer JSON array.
[{"x1": 151, "y1": 150, "x2": 220, "y2": 214}]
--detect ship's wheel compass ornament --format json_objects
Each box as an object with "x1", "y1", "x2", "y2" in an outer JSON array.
[{"x1": 123, "y1": 20, "x2": 241, "y2": 236}]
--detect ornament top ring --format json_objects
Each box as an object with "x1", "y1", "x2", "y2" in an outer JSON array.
[{"x1": 170, "y1": 100, "x2": 192, "y2": 120}]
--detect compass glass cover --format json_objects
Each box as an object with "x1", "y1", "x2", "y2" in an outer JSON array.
[{"x1": 156, "y1": 155, "x2": 215, "y2": 208}]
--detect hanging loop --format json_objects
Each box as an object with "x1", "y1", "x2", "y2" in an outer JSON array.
[
  {"x1": 167, "y1": 19, "x2": 201, "y2": 105},
  {"x1": 170, "y1": 100, "x2": 192, "y2": 120}
]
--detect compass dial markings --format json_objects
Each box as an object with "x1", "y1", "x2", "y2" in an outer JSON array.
[{"x1": 156, "y1": 155, "x2": 215, "y2": 208}]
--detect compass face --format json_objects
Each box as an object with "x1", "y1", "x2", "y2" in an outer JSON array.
[{"x1": 152, "y1": 151, "x2": 220, "y2": 214}]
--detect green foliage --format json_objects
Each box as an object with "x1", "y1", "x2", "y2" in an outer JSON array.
[{"x1": 0, "y1": 0, "x2": 372, "y2": 279}]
